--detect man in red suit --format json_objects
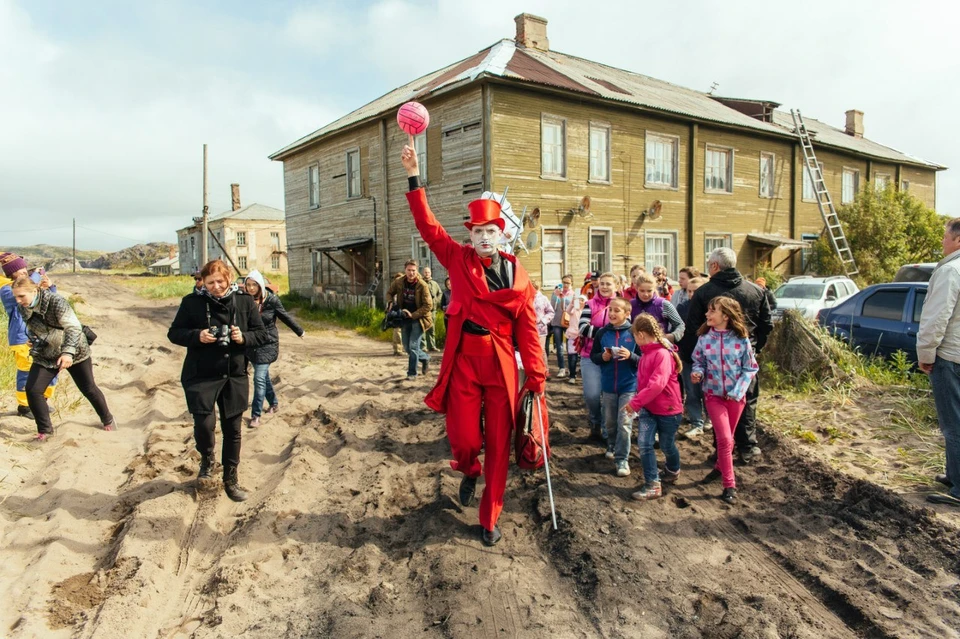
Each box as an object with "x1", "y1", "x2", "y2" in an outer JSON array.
[{"x1": 401, "y1": 144, "x2": 546, "y2": 546}]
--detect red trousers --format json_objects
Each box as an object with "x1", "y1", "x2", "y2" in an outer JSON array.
[{"x1": 446, "y1": 333, "x2": 514, "y2": 530}]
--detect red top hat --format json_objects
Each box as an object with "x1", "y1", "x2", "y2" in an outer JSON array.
[{"x1": 464, "y1": 198, "x2": 505, "y2": 231}]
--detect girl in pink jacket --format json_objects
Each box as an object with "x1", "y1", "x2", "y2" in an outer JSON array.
[{"x1": 623, "y1": 313, "x2": 684, "y2": 501}]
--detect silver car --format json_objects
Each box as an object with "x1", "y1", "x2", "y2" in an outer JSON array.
[{"x1": 771, "y1": 275, "x2": 859, "y2": 321}]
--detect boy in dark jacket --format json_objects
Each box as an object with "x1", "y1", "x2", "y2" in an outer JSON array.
[{"x1": 590, "y1": 298, "x2": 641, "y2": 476}]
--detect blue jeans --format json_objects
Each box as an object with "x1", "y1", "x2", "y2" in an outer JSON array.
[
  {"x1": 602, "y1": 392, "x2": 634, "y2": 463},
  {"x1": 251, "y1": 363, "x2": 277, "y2": 418},
  {"x1": 681, "y1": 361, "x2": 705, "y2": 428},
  {"x1": 580, "y1": 357, "x2": 603, "y2": 431},
  {"x1": 401, "y1": 320, "x2": 429, "y2": 377},
  {"x1": 931, "y1": 357, "x2": 960, "y2": 499},
  {"x1": 551, "y1": 325, "x2": 566, "y2": 369},
  {"x1": 636, "y1": 410, "x2": 682, "y2": 483}
]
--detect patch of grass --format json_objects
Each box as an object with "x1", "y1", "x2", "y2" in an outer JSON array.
[
  {"x1": 116, "y1": 275, "x2": 195, "y2": 300},
  {"x1": 0, "y1": 307, "x2": 14, "y2": 396}
]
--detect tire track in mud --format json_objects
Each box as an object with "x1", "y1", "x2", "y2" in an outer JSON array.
[{"x1": 534, "y1": 381, "x2": 960, "y2": 638}]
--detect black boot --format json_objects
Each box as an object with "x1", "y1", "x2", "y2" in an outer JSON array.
[
  {"x1": 459, "y1": 475, "x2": 477, "y2": 507},
  {"x1": 198, "y1": 454, "x2": 212, "y2": 479},
  {"x1": 482, "y1": 525, "x2": 502, "y2": 546},
  {"x1": 223, "y1": 465, "x2": 249, "y2": 502},
  {"x1": 17, "y1": 405, "x2": 34, "y2": 419}
]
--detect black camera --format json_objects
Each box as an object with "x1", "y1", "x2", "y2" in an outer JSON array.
[
  {"x1": 381, "y1": 306, "x2": 405, "y2": 331},
  {"x1": 28, "y1": 334, "x2": 46, "y2": 359},
  {"x1": 209, "y1": 325, "x2": 232, "y2": 347}
]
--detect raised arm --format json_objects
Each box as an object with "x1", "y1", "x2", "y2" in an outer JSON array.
[{"x1": 402, "y1": 145, "x2": 461, "y2": 267}]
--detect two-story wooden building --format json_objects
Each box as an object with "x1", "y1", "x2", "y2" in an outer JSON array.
[{"x1": 269, "y1": 13, "x2": 945, "y2": 298}]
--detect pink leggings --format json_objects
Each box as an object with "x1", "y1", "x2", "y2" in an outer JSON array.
[{"x1": 705, "y1": 395, "x2": 746, "y2": 489}]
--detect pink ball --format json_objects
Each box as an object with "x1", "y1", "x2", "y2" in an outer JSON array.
[{"x1": 397, "y1": 101, "x2": 430, "y2": 135}]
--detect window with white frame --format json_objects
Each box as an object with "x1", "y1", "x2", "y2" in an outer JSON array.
[
  {"x1": 703, "y1": 234, "x2": 733, "y2": 271},
  {"x1": 414, "y1": 132, "x2": 427, "y2": 183},
  {"x1": 704, "y1": 145, "x2": 733, "y2": 193},
  {"x1": 308, "y1": 163, "x2": 320, "y2": 209},
  {"x1": 760, "y1": 152, "x2": 775, "y2": 198},
  {"x1": 842, "y1": 168, "x2": 860, "y2": 204},
  {"x1": 238, "y1": 256, "x2": 247, "y2": 270},
  {"x1": 644, "y1": 232, "x2": 678, "y2": 279},
  {"x1": 802, "y1": 161, "x2": 824, "y2": 201},
  {"x1": 236, "y1": 231, "x2": 246, "y2": 246},
  {"x1": 541, "y1": 229, "x2": 566, "y2": 288},
  {"x1": 271, "y1": 255, "x2": 280, "y2": 271},
  {"x1": 346, "y1": 149, "x2": 361, "y2": 198},
  {"x1": 541, "y1": 115, "x2": 566, "y2": 178},
  {"x1": 901, "y1": 180, "x2": 910, "y2": 192},
  {"x1": 874, "y1": 173, "x2": 891, "y2": 190},
  {"x1": 589, "y1": 228, "x2": 612, "y2": 274},
  {"x1": 645, "y1": 133, "x2": 678, "y2": 188},
  {"x1": 271, "y1": 231, "x2": 280, "y2": 251},
  {"x1": 589, "y1": 123, "x2": 610, "y2": 182}
]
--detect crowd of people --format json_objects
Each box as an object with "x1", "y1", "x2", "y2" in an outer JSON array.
[{"x1": 6, "y1": 161, "x2": 960, "y2": 546}]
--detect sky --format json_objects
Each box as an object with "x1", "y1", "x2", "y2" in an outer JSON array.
[{"x1": 1, "y1": 0, "x2": 958, "y2": 251}]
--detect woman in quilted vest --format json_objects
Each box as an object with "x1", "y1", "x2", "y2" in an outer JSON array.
[{"x1": 11, "y1": 276, "x2": 114, "y2": 441}]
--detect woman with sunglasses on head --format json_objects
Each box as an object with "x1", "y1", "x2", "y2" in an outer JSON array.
[{"x1": 168, "y1": 259, "x2": 268, "y2": 501}]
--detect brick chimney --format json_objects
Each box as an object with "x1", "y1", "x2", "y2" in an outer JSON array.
[
  {"x1": 168, "y1": 246, "x2": 176, "y2": 259},
  {"x1": 514, "y1": 13, "x2": 549, "y2": 51},
  {"x1": 845, "y1": 110, "x2": 864, "y2": 138},
  {"x1": 230, "y1": 183, "x2": 241, "y2": 211}
]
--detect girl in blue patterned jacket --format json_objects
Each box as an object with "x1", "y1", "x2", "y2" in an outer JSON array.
[{"x1": 691, "y1": 296, "x2": 759, "y2": 505}]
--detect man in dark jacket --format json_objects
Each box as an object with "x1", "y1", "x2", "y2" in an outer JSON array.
[{"x1": 679, "y1": 247, "x2": 772, "y2": 464}]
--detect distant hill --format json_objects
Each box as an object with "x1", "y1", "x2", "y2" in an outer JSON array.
[{"x1": 0, "y1": 242, "x2": 177, "y2": 272}]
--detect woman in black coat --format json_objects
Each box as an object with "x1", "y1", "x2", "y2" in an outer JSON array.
[
  {"x1": 243, "y1": 270, "x2": 303, "y2": 428},
  {"x1": 167, "y1": 260, "x2": 268, "y2": 501}
]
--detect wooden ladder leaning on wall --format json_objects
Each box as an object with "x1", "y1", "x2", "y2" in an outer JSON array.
[{"x1": 791, "y1": 109, "x2": 859, "y2": 277}]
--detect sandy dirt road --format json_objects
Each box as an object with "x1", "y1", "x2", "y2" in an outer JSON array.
[{"x1": 1, "y1": 274, "x2": 959, "y2": 638}]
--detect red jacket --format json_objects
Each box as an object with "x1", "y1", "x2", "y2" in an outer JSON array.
[{"x1": 406, "y1": 188, "x2": 546, "y2": 414}]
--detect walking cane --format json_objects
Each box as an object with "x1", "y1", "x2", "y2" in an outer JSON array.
[{"x1": 534, "y1": 396, "x2": 558, "y2": 530}]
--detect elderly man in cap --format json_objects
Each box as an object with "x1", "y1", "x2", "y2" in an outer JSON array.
[
  {"x1": 0, "y1": 253, "x2": 58, "y2": 417},
  {"x1": 401, "y1": 144, "x2": 546, "y2": 547}
]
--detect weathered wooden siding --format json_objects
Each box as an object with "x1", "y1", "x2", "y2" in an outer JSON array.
[
  {"x1": 695, "y1": 127, "x2": 794, "y2": 275},
  {"x1": 281, "y1": 121, "x2": 383, "y2": 295},
  {"x1": 899, "y1": 165, "x2": 937, "y2": 209},
  {"x1": 490, "y1": 85, "x2": 691, "y2": 284},
  {"x1": 382, "y1": 87, "x2": 485, "y2": 287}
]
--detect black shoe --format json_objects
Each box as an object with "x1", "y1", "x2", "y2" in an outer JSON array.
[
  {"x1": 721, "y1": 487, "x2": 737, "y2": 505},
  {"x1": 198, "y1": 455, "x2": 212, "y2": 479},
  {"x1": 223, "y1": 465, "x2": 249, "y2": 502},
  {"x1": 738, "y1": 447, "x2": 761, "y2": 465},
  {"x1": 936, "y1": 474, "x2": 954, "y2": 488},
  {"x1": 482, "y1": 525, "x2": 502, "y2": 546},
  {"x1": 701, "y1": 469, "x2": 722, "y2": 484},
  {"x1": 459, "y1": 475, "x2": 477, "y2": 507},
  {"x1": 421, "y1": 360, "x2": 429, "y2": 375},
  {"x1": 926, "y1": 493, "x2": 960, "y2": 507},
  {"x1": 589, "y1": 427, "x2": 605, "y2": 443},
  {"x1": 17, "y1": 405, "x2": 34, "y2": 419},
  {"x1": 706, "y1": 451, "x2": 718, "y2": 465}
]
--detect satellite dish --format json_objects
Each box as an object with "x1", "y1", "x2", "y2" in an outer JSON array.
[
  {"x1": 645, "y1": 200, "x2": 663, "y2": 221},
  {"x1": 577, "y1": 195, "x2": 592, "y2": 217},
  {"x1": 526, "y1": 207, "x2": 541, "y2": 229},
  {"x1": 525, "y1": 231, "x2": 539, "y2": 251}
]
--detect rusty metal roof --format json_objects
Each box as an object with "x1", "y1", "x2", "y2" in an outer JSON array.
[{"x1": 270, "y1": 39, "x2": 943, "y2": 171}]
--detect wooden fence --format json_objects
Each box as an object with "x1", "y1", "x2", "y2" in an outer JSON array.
[{"x1": 310, "y1": 290, "x2": 376, "y2": 310}]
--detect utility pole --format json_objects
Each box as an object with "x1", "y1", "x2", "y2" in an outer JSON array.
[
  {"x1": 72, "y1": 218, "x2": 76, "y2": 273},
  {"x1": 202, "y1": 144, "x2": 209, "y2": 266}
]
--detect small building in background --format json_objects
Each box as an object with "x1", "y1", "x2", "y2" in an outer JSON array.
[
  {"x1": 148, "y1": 248, "x2": 180, "y2": 276},
  {"x1": 177, "y1": 183, "x2": 287, "y2": 277}
]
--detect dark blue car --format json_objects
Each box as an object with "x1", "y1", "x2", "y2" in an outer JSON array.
[{"x1": 816, "y1": 282, "x2": 928, "y2": 363}]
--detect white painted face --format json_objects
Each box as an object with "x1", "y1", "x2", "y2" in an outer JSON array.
[{"x1": 470, "y1": 223, "x2": 503, "y2": 258}]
